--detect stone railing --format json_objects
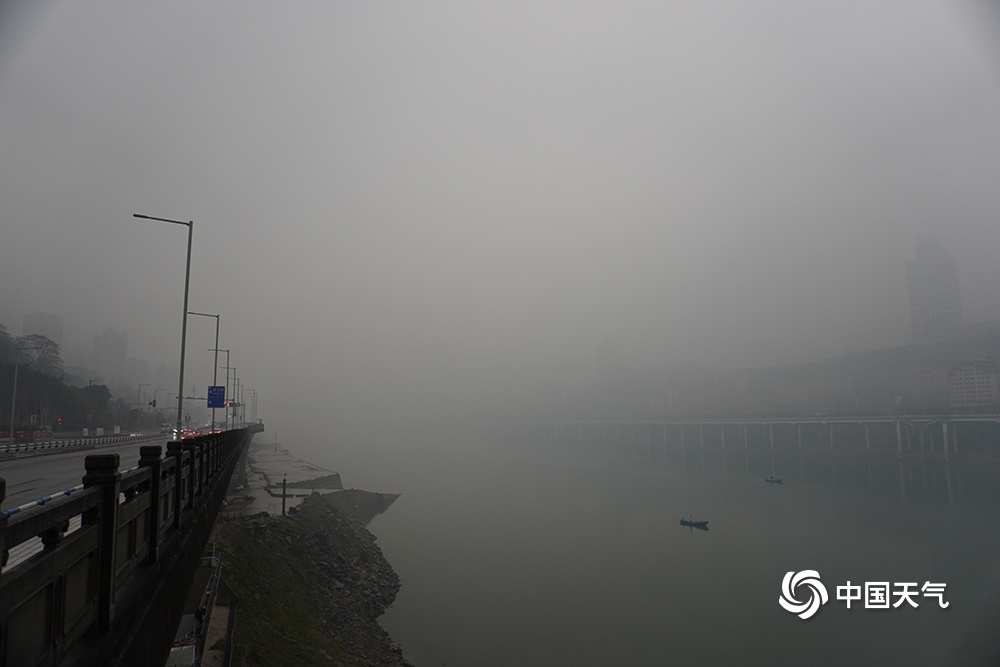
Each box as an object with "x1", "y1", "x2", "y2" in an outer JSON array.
[{"x1": 0, "y1": 425, "x2": 261, "y2": 667}]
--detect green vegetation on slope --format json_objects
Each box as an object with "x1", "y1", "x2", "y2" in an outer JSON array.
[{"x1": 214, "y1": 493, "x2": 405, "y2": 667}]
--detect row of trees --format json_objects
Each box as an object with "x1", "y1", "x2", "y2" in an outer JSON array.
[{"x1": 0, "y1": 323, "x2": 119, "y2": 432}]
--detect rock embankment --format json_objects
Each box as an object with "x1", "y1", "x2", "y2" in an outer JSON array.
[{"x1": 215, "y1": 492, "x2": 411, "y2": 667}]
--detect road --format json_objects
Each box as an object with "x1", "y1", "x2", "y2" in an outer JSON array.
[{"x1": 0, "y1": 437, "x2": 169, "y2": 510}]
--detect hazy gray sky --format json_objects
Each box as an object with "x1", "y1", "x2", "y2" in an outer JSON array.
[{"x1": 2, "y1": 1, "x2": 1000, "y2": 415}]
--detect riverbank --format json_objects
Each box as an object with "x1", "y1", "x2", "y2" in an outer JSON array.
[{"x1": 215, "y1": 491, "x2": 412, "y2": 667}]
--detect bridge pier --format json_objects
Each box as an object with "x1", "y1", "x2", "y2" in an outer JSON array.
[
  {"x1": 797, "y1": 423, "x2": 802, "y2": 450},
  {"x1": 829, "y1": 423, "x2": 834, "y2": 450},
  {"x1": 769, "y1": 424, "x2": 774, "y2": 451},
  {"x1": 943, "y1": 422, "x2": 949, "y2": 464},
  {"x1": 865, "y1": 423, "x2": 870, "y2": 450},
  {"x1": 896, "y1": 420, "x2": 902, "y2": 459},
  {"x1": 743, "y1": 424, "x2": 748, "y2": 449}
]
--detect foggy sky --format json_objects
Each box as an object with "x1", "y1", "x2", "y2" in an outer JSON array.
[{"x1": 2, "y1": 0, "x2": 1000, "y2": 417}]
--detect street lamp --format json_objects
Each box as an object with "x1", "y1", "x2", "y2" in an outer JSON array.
[
  {"x1": 190, "y1": 311, "x2": 220, "y2": 430},
  {"x1": 246, "y1": 388, "x2": 257, "y2": 423},
  {"x1": 211, "y1": 348, "x2": 230, "y2": 429},
  {"x1": 134, "y1": 212, "x2": 193, "y2": 437},
  {"x1": 9, "y1": 346, "x2": 40, "y2": 446},
  {"x1": 233, "y1": 371, "x2": 240, "y2": 428}
]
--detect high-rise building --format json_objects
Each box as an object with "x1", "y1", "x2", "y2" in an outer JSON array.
[
  {"x1": 948, "y1": 359, "x2": 999, "y2": 407},
  {"x1": 93, "y1": 329, "x2": 128, "y2": 385},
  {"x1": 906, "y1": 237, "x2": 962, "y2": 346}
]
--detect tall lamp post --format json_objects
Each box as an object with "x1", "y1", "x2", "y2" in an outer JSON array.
[
  {"x1": 9, "y1": 346, "x2": 40, "y2": 446},
  {"x1": 231, "y1": 370, "x2": 238, "y2": 429},
  {"x1": 190, "y1": 311, "x2": 220, "y2": 429},
  {"x1": 246, "y1": 388, "x2": 257, "y2": 423},
  {"x1": 134, "y1": 213, "x2": 193, "y2": 437},
  {"x1": 211, "y1": 349, "x2": 230, "y2": 429}
]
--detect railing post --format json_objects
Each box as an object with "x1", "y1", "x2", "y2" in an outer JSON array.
[
  {"x1": 0, "y1": 477, "x2": 8, "y2": 575},
  {"x1": 83, "y1": 453, "x2": 122, "y2": 633},
  {"x1": 205, "y1": 435, "x2": 215, "y2": 479},
  {"x1": 167, "y1": 441, "x2": 184, "y2": 529},
  {"x1": 196, "y1": 441, "x2": 206, "y2": 495},
  {"x1": 182, "y1": 443, "x2": 198, "y2": 507},
  {"x1": 139, "y1": 445, "x2": 163, "y2": 564}
]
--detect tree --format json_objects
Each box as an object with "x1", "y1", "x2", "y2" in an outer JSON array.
[
  {"x1": 0, "y1": 323, "x2": 14, "y2": 363},
  {"x1": 16, "y1": 334, "x2": 63, "y2": 376}
]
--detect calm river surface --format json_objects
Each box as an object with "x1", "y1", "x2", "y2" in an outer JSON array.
[{"x1": 300, "y1": 427, "x2": 1000, "y2": 666}]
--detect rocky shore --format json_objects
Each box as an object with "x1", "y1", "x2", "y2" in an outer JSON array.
[{"x1": 214, "y1": 492, "x2": 412, "y2": 667}]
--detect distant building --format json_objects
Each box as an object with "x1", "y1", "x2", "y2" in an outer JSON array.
[
  {"x1": 126, "y1": 357, "x2": 149, "y2": 388},
  {"x1": 906, "y1": 237, "x2": 962, "y2": 345},
  {"x1": 870, "y1": 368, "x2": 948, "y2": 396},
  {"x1": 948, "y1": 359, "x2": 999, "y2": 407},
  {"x1": 775, "y1": 377, "x2": 857, "y2": 405},
  {"x1": 958, "y1": 320, "x2": 1000, "y2": 342},
  {"x1": 22, "y1": 311, "x2": 64, "y2": 347},
  {"x1": 93, "y1": 329, "x2": 127, "y2": 386}
]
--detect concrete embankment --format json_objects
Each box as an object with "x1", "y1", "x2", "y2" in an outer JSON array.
[
  {"x1": 215, "y1": 492, "x2": 412, "y2": 667},
  {"x1": 322, "y1": 488, "x2": 401, "y2": 526}
]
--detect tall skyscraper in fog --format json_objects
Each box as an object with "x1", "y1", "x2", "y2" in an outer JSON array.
[
  {"x1": 93, "y1": 329, "x2": 128, "y2": 385},
  {"x1": 906, "y1": 237, "x2": 962, "y2": 346}
]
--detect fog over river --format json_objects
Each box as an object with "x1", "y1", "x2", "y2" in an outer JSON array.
[{"x1": 288, "y1": 420, "x2": 1000, "y2": 667}]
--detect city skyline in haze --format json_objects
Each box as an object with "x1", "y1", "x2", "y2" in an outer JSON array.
[
  {"x1": 10, "y1": 230, "x2": 996, "y2": 386},
  {"x1": 3, "y1": 1, "x2": 1000, "y2": 421}
]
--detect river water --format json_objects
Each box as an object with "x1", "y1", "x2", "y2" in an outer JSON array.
[{"x1": 296, "y1": 425, "x2": 1000, "y2": 666}]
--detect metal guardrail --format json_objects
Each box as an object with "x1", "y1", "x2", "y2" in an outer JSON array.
[
  {"x1": 0, "y1": 433, "x2": 157, "y2": 456},
  {"x1": 0, "y1": 424, "x2": 263, "y2": 667},
  {"x1": 495, "y1": 415, "x2": 1000, "y2": 463}
]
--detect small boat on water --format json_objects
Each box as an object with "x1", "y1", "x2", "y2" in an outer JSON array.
[
  {"x1": 680, "y1": 517, "x2": 709, "y2": 527},
  {"x1": 765, "y1": 476, "x2": 783, "y2": 484}
]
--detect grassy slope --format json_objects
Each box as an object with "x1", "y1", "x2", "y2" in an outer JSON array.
[{"x1": 214, "y1": 497, "x2": 357, "y2": 667}]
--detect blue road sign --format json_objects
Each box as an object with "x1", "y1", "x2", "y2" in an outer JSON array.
[{"x1": 207, "y1": 385, "x2": 226, "y2": 408}]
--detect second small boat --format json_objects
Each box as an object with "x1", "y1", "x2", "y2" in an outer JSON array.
[{"x1": 680, "y1": 516, "x2": 709, "y2": 527}]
